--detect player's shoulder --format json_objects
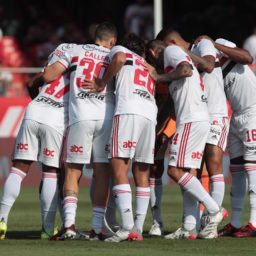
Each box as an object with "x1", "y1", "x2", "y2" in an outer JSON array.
[
  {"x1": 215, "y1": 38, "x2": 236, "y2": 48},
  {"x1": 111, "y1": 45, "x2": 129, "y2": 53},
  {"x1": 165, "y1": 45, "x2": 185, "y2": 57},
  {"x1": 51, "y1": 43, "x2": 77, "y2": 58},
  {"x1": 196, "y1": 38, "x2": 214, "y2": 48},
  {"x1": 55, "y1": 43, "x2": 77, "y2": 52}
]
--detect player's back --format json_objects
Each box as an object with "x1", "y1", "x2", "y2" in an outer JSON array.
[
  {"x1": 110, "y1": 45, "x2": 157, "y2": 123},
  {"x1": 164, "y1": 45, "x2": 209, "y2": 125},
  {"x1": 67, "y1": 44, "x2": 115, "y2": 125},
  {"x1": 191, "y1": 39, "x2": 227, "y2": 118},
  {"x1": 24, "y1": 43, "x2": 72, "y2": 134},
  {"x1": 216, "y1": 38, "x2": 256, "y2": 114}
]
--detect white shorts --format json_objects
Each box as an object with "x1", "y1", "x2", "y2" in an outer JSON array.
[
  {"x1": 13, "y1": 119, "x2": 64, "y2": 168},
  {"x1": 110, "y1": 115, "x2": 155, "y2": 164},
  {"x1": 66, "y1": 120, "x2": 112, "y2": 164},
  {"x1": 228, "y1": 109, "x2": 256, "y2": 161},
  {"x1": 206, "y1": 117, "x2": 229, "y2": 151},
  {"x1": 168, "y1": 121, "x2": 210, "y2": 169}
]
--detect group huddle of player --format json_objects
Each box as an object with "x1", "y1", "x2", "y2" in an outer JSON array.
[{"x1": 1, "y1": 21, "x2": 256, "y2": 242}]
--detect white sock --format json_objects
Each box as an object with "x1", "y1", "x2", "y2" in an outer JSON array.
[
  {"x1": 210, "y1": 174, "x2": 225, "y2": 206},
  {"x1": 149, "y1": 178, "x2": 163, "y2": 224},
  {"x1": 182, "y1": 189, "x2": 198, "y2": 231},
  {"x1": 245, "y1": 164, "x2": 256, "y2": 227},
  {"x1": 135, "y1": 187, "x2": 150, "y2": 233},
  {"x1": 92, "y1": 206, "x2": 106, "y2": 234},
  {"x1": 113, "y1": 184, "x2": 134, "y2": 231},
  {"x1": 230, "y1": 164, "x2": 247, "y2": 228},
  {"x1": 105, "y1": 188, "x2": 117, "y2": 226},
  {"x1": 0, "y1": 167, "x2": 26, "y2": 222},
  {"x1": 63, "y1": 196, "x2": 78, "y2": 228},
  {"x1": 40, "y1": 172, "x2": 58, "y2": 234},
  {"x1": 178, "y1": 173, "x2": 219, "y2": 214}
]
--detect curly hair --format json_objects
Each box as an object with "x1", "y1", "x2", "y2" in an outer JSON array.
[{"x1": 121, "y1": 33, "x2": 146, "y2": 57}]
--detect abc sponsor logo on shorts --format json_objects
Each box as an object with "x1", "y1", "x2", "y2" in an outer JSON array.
[
  {"x1": 123, "y1": 140, "x2": 137, "y2": 149},
  {"x1": 17, "y1": 143, "x2": 28, "y2": 151},
  {"x1": 210, "y1": 127, "x2": 221, "y2": 135},
  {"x1": 70, "y1": 145, "x2": 83, "y2": 153},
  {"x1": 191, "y1": 151, "x2": 203, "y2": 160},
  {"x1": 105, "y1": 144, "x2": 110, "y2": 152},
  {"x1": 43, "y1": 148, "x2": 55, "y2": 157},
  {"x1": 246, "y1": 145, "x2": 256, "y2": 151}
]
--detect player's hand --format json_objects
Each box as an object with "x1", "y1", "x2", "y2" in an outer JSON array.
[
  {"x1": 144, "y1": 62, "x2": 158, "y2": 81},
  {"x1": 82, "y1": 79, "x2": 104, "y2": 92}
]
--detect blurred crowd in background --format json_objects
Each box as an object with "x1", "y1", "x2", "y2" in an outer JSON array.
[{"x1": 0, "y1": 0, "x2": 256, "y2": 97}]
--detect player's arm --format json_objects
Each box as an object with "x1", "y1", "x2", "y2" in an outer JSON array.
[
  {"x1": 186, "y1": 50, "x2": 215, "y2": 73},
  {"x1": 84, "y1": 52, "x2": 126, "y2": 92},
  {"x1": 27, "y1": 72, "x2": 44, "y2": 99},
  {"x1": 214, "y1": 43, "x2": 253, "y2": 64},
  {"x1": 27, "y1": 62, "x2": 67, "y2": 99},
  {"x1": 42, "y1": 61, "x2": 67, "y2": 82},
  {"x1": 151, "y1": 62, "x2": 193, "y2": 83}
]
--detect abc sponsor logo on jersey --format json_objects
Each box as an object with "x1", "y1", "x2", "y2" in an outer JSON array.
[
  {"x1": 70, "y1": 145, "x2": 83, "y2": 154},
  {"x1": 43, "y1": 148, "x2": 55, "y2": 157},
  {"x1": 191, "y1": 151, "x2": 203, "y2": 160},
  {"x1": 17, "y1": 143, "x2": 28, "y2": 151},
  {"x1": 123, "y1": 140, "x2": 137, "y2": 149}
]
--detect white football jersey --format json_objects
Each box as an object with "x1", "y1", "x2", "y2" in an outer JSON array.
[
  {"x1": 24, "y1": 43, "x2": 71, "y2": 134},
  {"x1": 57, "y1": 44, "x2": 115, "y2": 125},
  {"x1": 164, "y1": 45, "x2": 209, "y2": 125},
  {"x1": 216, "y1": 38, "x2": 256, "y2": 114},
  {"x1": 191, "y1": 39, "x2": 228, "y2": 118},
  {"x1": 109, "y1": 45, "x2": 157, "y2": 123}
]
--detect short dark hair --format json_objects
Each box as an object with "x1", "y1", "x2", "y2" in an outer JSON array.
[
  {"x1": 121, "y1": 33, "x2": 146, "y2": 56},
  {"x1": 95, "y1": 22, "x2": 117, "y2": 41},
  {"x1": 145, "y1": 39, "x2": 165, "y2": 65},
  {"x1": 156, "y1": 28, "x2": 177, "y2": 41}
]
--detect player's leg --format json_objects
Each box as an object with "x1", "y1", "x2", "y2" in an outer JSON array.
[
  {"x1": 219, "y1": 121, "x2": 247, "y2": 236},
  {"x1": 149, "y1": 159, "x2": 164, "y2": 236},
  {"x1": 232, "y1": 114, "x2": 256, "y2": 237},
  {"x1": 105, "y1": 178, "x2": 119, "y2": 231},
  {"x1": 62, "y1": 121, "x2": 93, "y2": 238},
  {"x1": 167, "y1": 122, "x2": 222, "y2": 239},
  {"x1": 105, "y1": 115, "x2": 136, "y2": 242},
  {"x1": 132, "y1": 162, "x2": 150, "y2": 239},
  {"x1": 89, "y1": 119, "x2": 112, "y2": 240},
  {"x1": 38, "y1": 124, "x2": 64, "y2": 238},
  {"x1": 205, "y1": 117, "x2": 229, "y2": 208},
  {"x1": 0, "y1": 120, "x2": 38, "y2": 239},
  {"x1": 131, "y1": 117, "x2": 155, "y2": 240}
]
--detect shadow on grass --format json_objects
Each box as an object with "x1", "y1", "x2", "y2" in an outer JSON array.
[{"x1": 5, "y1": 230, "x2": 41, "y2": 239}]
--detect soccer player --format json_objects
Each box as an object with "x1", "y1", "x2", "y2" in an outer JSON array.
[
  {"x1": 85, "y1": 33, "x2": 157, "y2": 242},
  {"x1": 206, "y1": 37, "x2": 256, "y2": 238},
  {"x1": 0, "y1": 44, "x2": 72, "y2": 240},
  {"x1": 41, "y1": 22, "x2": 118, "y2": 240},
  {"x1": 145, "y1": 39, "x2": 176, "y2": 236},
  {"x1": 156, "y1": 30, "x2": 229, "y2": 237},
  {"x1": 145, "y1": 37, "x2": 224, "y2": 239}
]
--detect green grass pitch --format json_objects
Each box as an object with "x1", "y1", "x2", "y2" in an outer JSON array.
[{"x1": 0, "y1": 185, "x2": 255, "y2": 256}]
